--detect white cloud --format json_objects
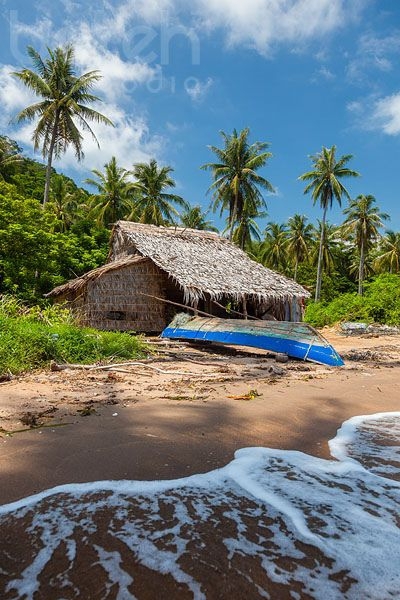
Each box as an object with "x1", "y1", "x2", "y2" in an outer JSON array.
[
  {"x1": 347, "y1": 31, "x2": 400, "y2": 84},
  {"x1": 184, "y1": 77, "x2": 213, "y2": 104},
  {"x1": 192, "y1": 0, "x2": 364, "y2": 55},
  {"x1": 0, "y1": 65, "x2": 38, "y2": 128},
  {"x1": 372, "y1": 93, "x2": 400, "y2": 135},
  {"x1": 347, "y1": 92, "x2": 400, "y2": 136},
  {"x1": 69, "y1": 23, "x2": 158, "y2": 103}
]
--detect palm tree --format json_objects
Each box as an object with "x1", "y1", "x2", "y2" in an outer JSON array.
[
  {"x1": 261, "y1": 222, "x2": 288, "y2": 271},
  {"x1": 201, "y1": 128, "x2": 274, "y2": 241},
  {"x1": 286, "y1": 214, "x2": 315, "y2": 281},
  {"x1": 130, "y1": 159, "x2": 188, "y2": 226},
  {"x1": 374, "y1": 230, "x2": 400, "y2": 274},
  {"x1": 0, "y1": 136, "x2": 22, "y2": 179},
  {"x1": 299, "y1": 145, "x2": 359, "y2": 301},
  {"x1": 13, "y1": 45, "x2": 113, "y2": 205},
  {"x1": 180, "y1": 205, "x2": 218, "y2": 231},
  {"x1": 46, "y1": 174, "x2": 80, "y2": 232},
  {"x1": 86, "y1": 157, "x2": 133, "y2": 227},
  {"x1": 231, "y1": 200, "x2": 265, "y2": 251},
  {"x1": 342, "y1": 194, "x2": 389, "y2": 294},
  {"x1": 311, "y1": 221, "x2": 340, "y2": 275}
]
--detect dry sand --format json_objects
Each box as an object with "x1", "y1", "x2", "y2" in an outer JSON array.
[{"x1": 1, "y1": 328, "x2": 399, "y2": 505}]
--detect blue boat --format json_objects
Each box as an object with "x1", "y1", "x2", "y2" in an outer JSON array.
[{"x1": 161, "y1": 314, "x2": 344, "y2": 367}]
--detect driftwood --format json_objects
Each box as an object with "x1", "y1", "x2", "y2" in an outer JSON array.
[{"x1": 50, "y1": 361, "x2": 221, "y2": 377}]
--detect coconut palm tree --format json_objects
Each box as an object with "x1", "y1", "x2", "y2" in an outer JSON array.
[
  {"x1": 311, "y1": 221, "x2": 341, "y2": 275},
  {"x1": 46, "y1": 174, "x2": 81, "y2": 232},
  {"x1": 286, "y1": 214, "x2": 315, "y2": 281},
  {"x1": 231, "y1": 201, "x2": 265, "y2": 252},
  {"x1": 86, "y1": 157, "x2": 133, "y2": 227},
  {"x1": 129, "y1": 159, "x2": 188, "y2": 226},
  {"x1": 201, "y1": 128, "x2": 274, "y2": 241},
  {"x1": 180, "y1": 205, "x2": 218, "y2": 231},
  {"x1": 342, "y1": 194, "x2": 389, "y2": 294},
  {"x1": 299, "y1": 145, "x2": 359, "y2": 301},
  {"x1": 261, "y1": 222, "x2": 288, "y2": 271},
  {"x1": 13, "y1": 45, "x2": 113, "y2": 205},
  {"x1": 374, "y1": 230, "x2": 400, "y2": 274},
  {"x1": 0, "y1": 136, "x2": 23, "y2": 180}
]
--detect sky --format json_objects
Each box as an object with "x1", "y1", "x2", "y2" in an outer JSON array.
[{"x1": 0, "y1": 0, "x2": 399, "y2": 232}]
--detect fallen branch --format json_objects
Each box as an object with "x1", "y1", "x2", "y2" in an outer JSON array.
[{"x1": 50, "y1": 361, "x2": 221, "y2": 377}]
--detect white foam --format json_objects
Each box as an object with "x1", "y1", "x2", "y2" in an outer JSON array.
[{"x1": 1, "y1": 412, "x2": 399, "y2": 599}]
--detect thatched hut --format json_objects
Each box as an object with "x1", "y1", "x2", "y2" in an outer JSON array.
[{"x1": 46, "y1": 221, "x2": 310, "y2": 333}]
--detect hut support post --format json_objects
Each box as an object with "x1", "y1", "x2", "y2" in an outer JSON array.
[
  {"x1": 242, "y1": 297, "x2": 248, "y2": 320},
  {"x1": 193, "y1": 299, "x2": 199, "y2": 316}
]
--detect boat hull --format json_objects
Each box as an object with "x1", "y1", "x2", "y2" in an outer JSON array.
[{"x1": 161, "y1": 316, "x2": 344, "y2": 367}]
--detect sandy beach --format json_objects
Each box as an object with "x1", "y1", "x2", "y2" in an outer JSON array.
[{"x1": 0, "y1": 329, "x2": 399, "y2": 599}]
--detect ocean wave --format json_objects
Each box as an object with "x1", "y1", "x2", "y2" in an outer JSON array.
[{"x1": 1, "y1": 412, "x2": 399, "y2": 599}]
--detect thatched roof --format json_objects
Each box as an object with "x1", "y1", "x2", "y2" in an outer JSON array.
[
  {"x1": 107, "y1": 221, "x2": 310, "y2": 303},
  {"x1": 45, "y1": 256, "x2": 148, "y2": 298}
]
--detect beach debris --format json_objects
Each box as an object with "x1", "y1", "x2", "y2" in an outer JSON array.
[
  {"x1": 344, "y1": 349, "x2": 382, "y2": 362},
  {"x1": 0, "y1": 372, "x2": 12, "y2": 383},
  {"x1": 20, "y1": 412, "x2": 40, "y2": 427},
  {"x1": 77, "y1": 406, "x2": 97, "y2": 417},
  {"x1": 228, "y1": 389, "x2": 261, "y2": 401},
  {"x1": 50, "y1": 361, "x2": 222, "y2": 377},
  {"x1": 341, "y1": 322, "x2": 368, "y2": 335},
  {"x1": 275, "y1": 353, "x2": 289, "y2": 363},
  {"x1": 341, "y1": 322, "x2": 400, "y2": 336}
]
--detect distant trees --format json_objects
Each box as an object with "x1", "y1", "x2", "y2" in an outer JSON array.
[
  {"x1": 202, "y1": 128, "x2": 274, "y2": 242},
  {"x1": 129, "y1": 159, "x2": 188, "y2": 226},
  {"x1": 299, "y1": 146, "x2": 359, "y2": 301},
  {"x1": 286, "y1": 214, "x2": 314, "y2": 281},
  {"x1": 342, "y1": 195, "x2": 389, "y2": 295},
  {"x1": 180, "y1": 205, "x2": 218, "y2": 231},
  {"x1": 13, "y1": 45, "x2": 113, "y2": 205},
  {"x1": 374, "y1": 231, "x2": 400, "y2": 274},
  {"x1": 0, "y1": 136, "x2": 22, "y2": 180},
  {"x1": 86, "y1": 157, "x2": 133, "y2": 227},
  {"x1": 0, "y1": 121, "x2": 398, "y2": 309}
]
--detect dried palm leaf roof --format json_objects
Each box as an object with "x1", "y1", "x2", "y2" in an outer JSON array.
[
  {"x1": 107, "y1": 221, "x2": 310, "y2": 303},
  {"x1": 45, "y1": 256, "x2": 148, "y2": 298}
]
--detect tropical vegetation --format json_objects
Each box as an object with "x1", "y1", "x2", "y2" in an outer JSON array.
[
  {"x1": 201, "y1": 128, "x2": 274, "y2": 246},
  {"x1": 0, "y1": 296, "x2": 147, "y2": 376},
  {"x1": 0, "y1": 44, "x2": 397, "y2": 360},
  {"x1": 299, "y1": 145, "x2": 360, "y2": 301}
]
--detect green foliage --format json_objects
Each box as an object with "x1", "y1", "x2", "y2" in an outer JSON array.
[
  {"x1": 0, "y1": 180, "x2": 108, "y2": 301},
  {"x1": 0, "y1": 298, "x2": 148, "y2": 375},
  {"x1": 305, "y1": 274, "x2": 400, "y2": 327}
]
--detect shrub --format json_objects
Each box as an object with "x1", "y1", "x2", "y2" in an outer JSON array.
[
  {"x1": 305, "y1": 274, "x2": 400, "y2": 327},
  {"x1": 0, "y1": 296, "x2": 148, "y2": 375}
]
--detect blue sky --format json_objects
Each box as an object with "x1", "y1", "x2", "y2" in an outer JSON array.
[{"x1": 0, "y1": 0, "x2": 400, "y2": 232}]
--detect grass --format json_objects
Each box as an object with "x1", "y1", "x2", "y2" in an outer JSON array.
[{"x1": 0, "y1": 296, "x2": 149, "y2": 376}]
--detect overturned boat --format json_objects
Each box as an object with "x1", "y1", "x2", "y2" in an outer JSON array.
[{"x1": 161, "y1": 314, "x2": 344, "y2": 367}]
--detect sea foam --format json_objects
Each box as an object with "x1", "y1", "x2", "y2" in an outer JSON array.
[{"x1": 1, "y1": 412, "x2": 399, "y2": 599}]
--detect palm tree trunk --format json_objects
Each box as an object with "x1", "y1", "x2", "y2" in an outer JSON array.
[
  {"x1": 315, "y1": 206, "x2": 327, "y2": 302},
  {"x1": 43, "y1": 113, "x2": 59, "y2": 206},
  {"x1": 358, "y1": 237, "x2": 365, "y2": 296},
  {"x1": 293, "y1": 259, "x2": 298, "y2": 282},
  {"x1": 229, "y1": 190, "x2": 239, "y2": 241}
]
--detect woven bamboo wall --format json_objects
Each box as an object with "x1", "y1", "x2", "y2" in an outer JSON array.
[{"x1": 80, "y1": 259, "x2": 166, "y2": 333}]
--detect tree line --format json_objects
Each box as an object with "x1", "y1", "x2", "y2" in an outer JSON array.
[{"x1": 0, "y1": 44, "x2": 399, "y2": 307}]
